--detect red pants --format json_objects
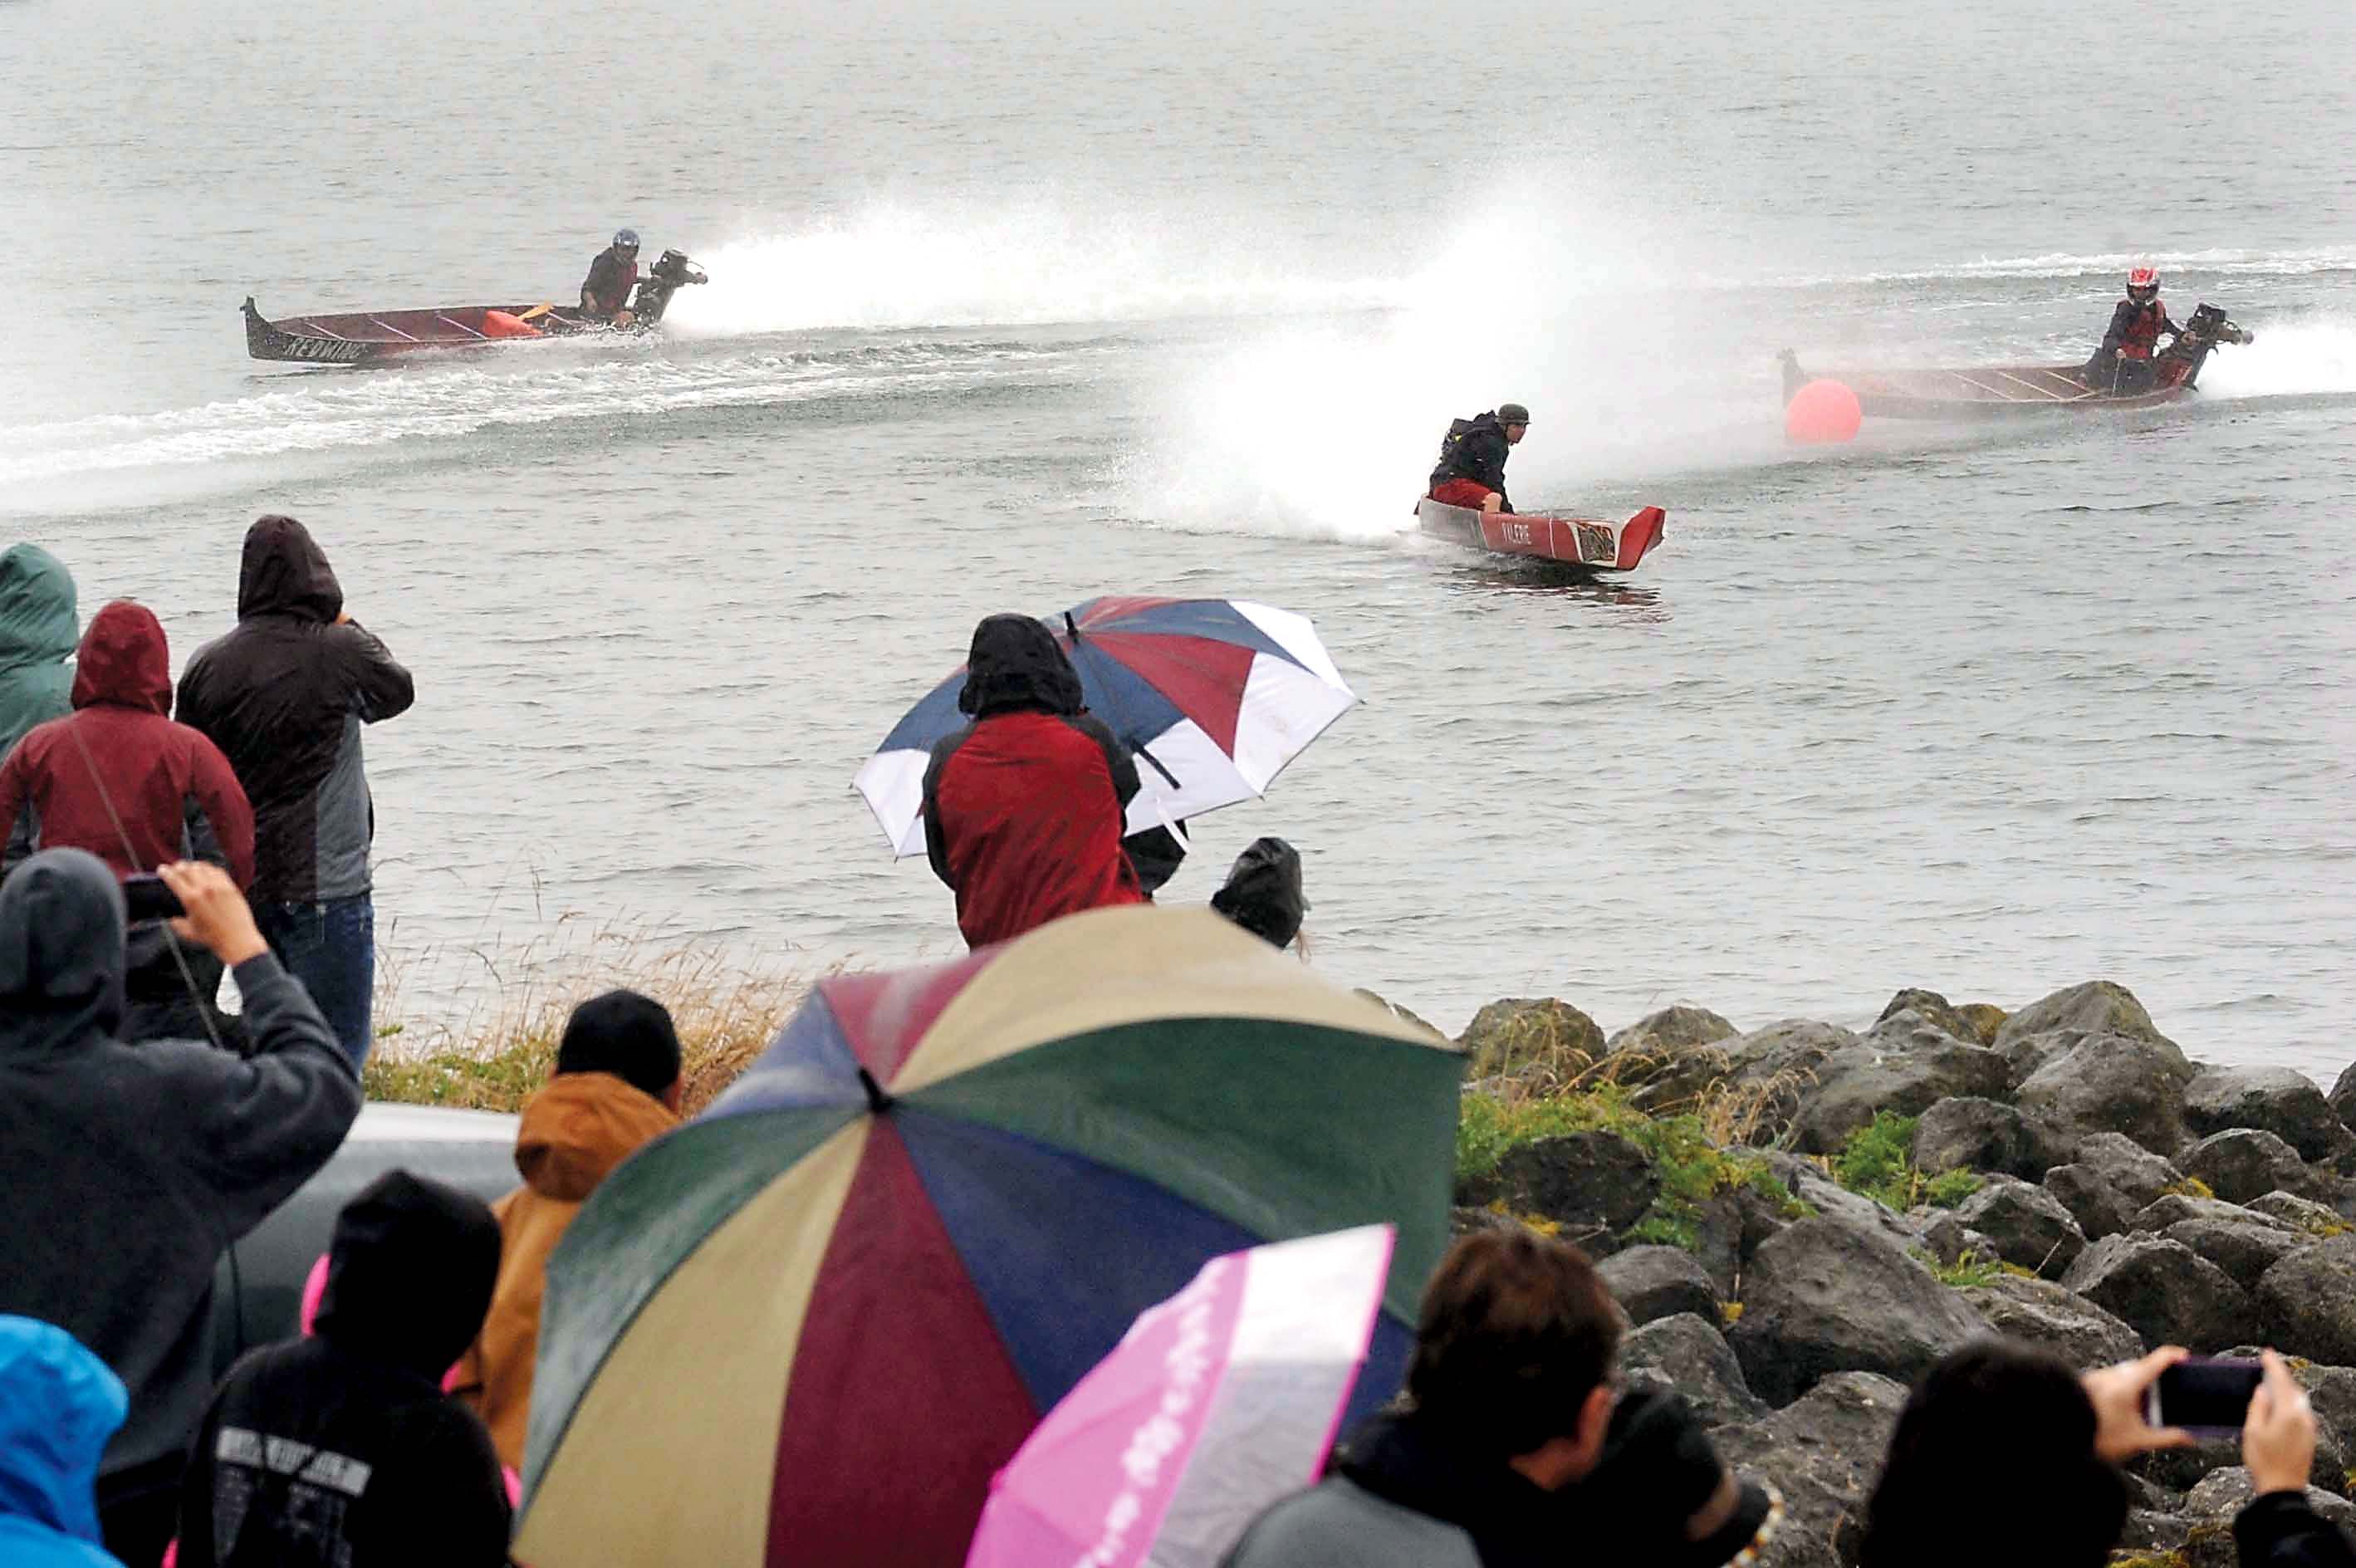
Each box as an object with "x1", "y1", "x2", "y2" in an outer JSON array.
[{"x1": 1428, "y1": 478, "x2": 1495, "y2": 509}]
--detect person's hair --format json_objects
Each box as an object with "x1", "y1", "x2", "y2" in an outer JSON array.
[
  {"x1": 555, "y1": 988, "x2": 683, "y2": 1101},
  {"x1": 1405, "y1": 1228, "x2": 1620, "y2": 1458},
  {"x1": 1861, "y1": 1341, "x2": 2127, "y2": 1568}
]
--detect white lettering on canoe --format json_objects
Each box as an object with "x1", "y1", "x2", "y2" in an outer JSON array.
[{"x1": 1502, "y1": 520, "x2": 1532, "y2": 546}]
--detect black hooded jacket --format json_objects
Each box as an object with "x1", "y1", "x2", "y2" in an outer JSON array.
[
  {"x1": 1210, "y1": 836, "x2": 1308, "y2": 948},
  {"x1": 178, "y1": 1170, "x2": 511, "y2": 1568},
  {"x1": 0, "y1": 849, "x2": 359, "y2": 1490},
  {"x1": 175, "y1": 517, "x2": 414, "y2": 904},
  {"x1": 1428, "y1": 413, "x2": 1515, "y2": 512}
]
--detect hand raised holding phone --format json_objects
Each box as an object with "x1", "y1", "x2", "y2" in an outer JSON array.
[
  {"x1": 155, "y1": 861, "x2": 271, "y2": 967},
  {"x1": 2245, "y1": 1349, "x2": 2318, "y2": 1497}
]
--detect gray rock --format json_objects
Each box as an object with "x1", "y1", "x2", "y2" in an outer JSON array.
[
  {"x1": 2256, "y1": 1236, "x2": 2356, "y2": 1365},
  {"x1": 1351, "y1": 989, "x2": 1449, "y2": 1044},
  {"x1": 1709, "y1": 1373, "x2": 1909, "y2": 1568},
  {"x1": 1599, "y1": 1245, "x2": 1720, "y2": 1327},
  {"x1": 1627, "y1": 1019, "x2": 1860, "y2": 1132},
  {"x1": 1758, "y1": 1152, "x2": 1923, "y2": 1249},
  {"x1": 2016, "y1": 1035, "x2": 2196, "y2": 1159},
  {"x1": 2185, "y1": 1067, "x2": 2356, "y2": 1164},
  {"x1": 2165, "y1": 1218, "x2": 2314, "y2": 1290},
  {"x1": 1873, "y1": 988, "x2": 1981, "y2": 1045},
  {"x1": 1950, "y1": 1178, "x2": 2087, "y2": 1277},
  {"x1": 1790, "y1": 1035, "x2": 2016, "y2": 1157},
  {"x1": 1995, "y1": 980, "x2": 2182, "y2": 1065},
  {"x1": 1688, "y1": 1183, "x2": 1800, "y2": 1301},
  {"x1": 2041, "y1": 1164, "x2": 2140, "y2": 1242},
  {"x1": 1621, "y1": 1312, "x2": 1769, "y2": 1430},
  {"x1": 1911, "y1": 1096, "x2": 2068, "y2": 1182},
  {"x1": 2182, "y1": 1128, "x2": 2320, "y2": 1206},
  {"x1": 2060, "y1": 1234, "x2": 2250, "y2": 1351},
  {"x1": 2119, "y1": 1510, "x2": 2194, "y2": 1554},
  {"x1": 2182, "y1": 1468, "x2": 2356, "y2": 1568},
  {"x1": 2133, "y1": 1193, "x2": 2298, "y2": 1232},
  {"x1": 1457, "y1": 1129, "x2": 1658, "y2": 1250},
  {"x1": 1961, "y1": 1273, "x2": 2143, "y2": 1367},
  {"x1": 2074, "y1": 1133, "x2": 2187, "y2": 1208},
  {"x1": 2332, "y1": 1060, "x2": 2356, "y2": 1139},
  {"x1": 1606, "y1": 1003, "x2": 1739, "y2": 1056},
  {"x1": 1458, "y1": 997, "x2": 1605, "y2": 1083},
  {"x1": 1920, "y1": 1212, "x2": 1998, "y2": 1268},
  {"x1": 2128, "y1": 1441, "x2": 2240, "y2": 1497},
  {"x1": 2246, "y1": 1190, "x2": 2356, "y2": 1238},
  {"x1": 1728, "y1": 1216, "x2": 1987, "y2": 1407}
]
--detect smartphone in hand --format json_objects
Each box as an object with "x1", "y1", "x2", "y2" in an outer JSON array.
[
  {"x1": 121, "y1": 873, "x2": 186, "y2": 923},
  {"x1": 2147, "y1": 1357, "x2": 2265, "y2": 1438}
]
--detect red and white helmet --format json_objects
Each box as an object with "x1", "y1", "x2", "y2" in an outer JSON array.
[{"x1": 2127, "y1": 266, "x2": 2160, "y2": 304}]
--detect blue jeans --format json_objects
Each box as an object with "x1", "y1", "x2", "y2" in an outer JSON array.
[{"x1": 255, "y1": 894, "x2": 375, "y2": 1071}]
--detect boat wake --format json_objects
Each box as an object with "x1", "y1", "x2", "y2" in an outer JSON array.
[
  {"x1": 0, "y1": 339, "x2": 1083, "y2": 494},
  {"x1": 2197, "y1": 313, "x2": 2356, "y2": 400}
]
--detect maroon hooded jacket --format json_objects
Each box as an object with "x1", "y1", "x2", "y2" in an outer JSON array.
[
  {"x1": 0, "y1": 600, "x2": 254, "y2": 884},
  {"x1": 920, "y1": 615, "x2": 1145, "y2": 949}
]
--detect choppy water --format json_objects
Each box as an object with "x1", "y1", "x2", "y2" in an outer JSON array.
[{"x1": 7, "y1": 0, "x2": 2354, "y2": 1071}]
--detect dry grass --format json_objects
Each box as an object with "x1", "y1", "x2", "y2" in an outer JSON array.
[{"x1": 365, "y1": 919, "x2": 836, "y2": 1116}]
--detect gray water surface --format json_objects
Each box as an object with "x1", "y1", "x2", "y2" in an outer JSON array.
[{"x1": 7, "y1": 0, "x2": 2354, "y2": 1068}]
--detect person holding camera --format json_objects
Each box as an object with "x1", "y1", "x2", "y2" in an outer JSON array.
[
  {"x1": 1863, "y1": 1341, "x2": 2356, "y2": 1568},
  {"x1": 0, "y1": 853, "x2": 361, "y2": 1568},
  {"x1": 1222, "y1": 1227, "x2": 1780, "y2": 1568}
]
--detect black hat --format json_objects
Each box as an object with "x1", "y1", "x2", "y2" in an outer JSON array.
[{"x1": 1496, "y1": 403, "x2": 1531, "y2": 425}]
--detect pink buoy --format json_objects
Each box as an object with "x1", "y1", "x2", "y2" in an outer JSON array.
[{"x1": 1785, "y1": 378, "x2": 1863, "y2": 443}]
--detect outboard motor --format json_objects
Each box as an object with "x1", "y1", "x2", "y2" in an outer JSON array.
[
  {"x1": 629, "y1": 249, "x2": 708, "y2": 326},
  {"x1": 2153, "y1": 301, "x2": 2253, "y2": 390}
]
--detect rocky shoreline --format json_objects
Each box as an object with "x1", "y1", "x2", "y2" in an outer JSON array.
[{"x1": 1442, "y1": 979, "x2": 2356, "y2": 1568}]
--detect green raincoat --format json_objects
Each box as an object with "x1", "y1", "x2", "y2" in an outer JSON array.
[{"x1": 0, "y1": 546, "x2": 76, "y2": 763}]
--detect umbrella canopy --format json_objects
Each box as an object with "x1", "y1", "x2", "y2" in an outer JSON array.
[
  {"x1": 965, "y1": 1224, "x2": 1396, "y2": 1568},
  {"x1": 514, "y1": 906, "x2": 1459, "y2": 1568},
  {"x1": 855, "y1": 596, "x2": 1354, "y2": 857}
]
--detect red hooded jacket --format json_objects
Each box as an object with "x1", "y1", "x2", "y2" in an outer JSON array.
[{"x1": 0, "y1": 600, "x2": 255, "y2": 885}]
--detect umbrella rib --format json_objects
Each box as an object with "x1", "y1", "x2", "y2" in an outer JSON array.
[{"x1": 1130, "y1": 741, "x2": 1182, "y2": 790}]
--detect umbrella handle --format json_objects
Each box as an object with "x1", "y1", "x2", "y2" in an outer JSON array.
[{"x1": 1065, "y1": 610, "x2": 1080, "y2": 640}]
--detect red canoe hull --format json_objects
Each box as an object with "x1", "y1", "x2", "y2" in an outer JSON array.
[
  {"x1": 242, "y1": 296, "x2": 612, "y2": 365},
  {"x1": 1414, "y1": 497, "x2": 1666, "y2": 572}
]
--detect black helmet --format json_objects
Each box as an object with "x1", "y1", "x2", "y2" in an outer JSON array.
[
  {"x1": 613, "y1": 228, "x2": 641, "y2": 252},
  {"x1": 1496, "y1": 402, "x2": 1531, "y2": 426}
]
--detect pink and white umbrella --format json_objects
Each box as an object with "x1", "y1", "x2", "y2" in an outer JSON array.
[{"x1": 963, "y1": 1225, "x2": 1395, "y2": 1568}]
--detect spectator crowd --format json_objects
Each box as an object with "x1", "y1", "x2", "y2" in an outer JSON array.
[{"x1": 0, "y1": 518, "x2": 2349, "y2": 1568}]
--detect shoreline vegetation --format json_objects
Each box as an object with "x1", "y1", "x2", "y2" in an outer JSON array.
[{"x1": 368, "y1": 957, "x2": 2356, "y2": 1568}]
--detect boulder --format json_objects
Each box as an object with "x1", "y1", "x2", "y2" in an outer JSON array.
[
  {"x1": 2164, "y1": 1218, "x2": 2314, "y2": 1291},
  {"x1": 1994, "y1": 980, "x2": 2182, "y2": 1064},
  {"x1": 1790, "y1": 1036, "x2": 2015, "y2": 1157},
  {"x1": 2182, "y1": 1128, "x2": 2320, "y2": 1206},
  {"x1": 1457, "y1": 1129, "x2": 1659, "y2": 1251},
  {"x1": 1709, "y1": 1373, "x2": 1909, "y2": 1568},
  {"x1": 2074, "y1": 1133, "x2": 2187, "y2": 1209},
  {"x1": 2041, "y1": 1164, "x2": 2139, "y2": 1242},
  {"x1": 2182, "y1": 1468, "x2": 2356, "y2": 1568},
  {"x1": 1953, "y1": 1002, "x2": 2010, "y2": 1047},
  {"x1": 1687, "y1": 1183, "x2": 1800, "y2": 1301},
  {"x1": 1599, "y1": 1245, "x2": 1719, "y2": 1327},
  {"x1": 1351, "y1": 989, "x2": 1449, "y2": 1044},
  {"x1": 1627, "y1": 1019, "x2": 1860, "y2": 1129},
  {"x1": 1919, "y1": 1212, "x2": 1997, "y2": 1268},
  {"x1": 1758, "y1": 1152, "x2": 1923, "y2": 1250},
  {"x1": 1728, "y1": 1216, "x2": 1986, "y2": 1407},
  {"x1": 2332, "y1": 1059, "x2": 2356, "y2": 1139},
  {"x1": 2015, "y1": 1035, "x2": 2195, "y2": 1159},
  {"x1": 2256, "y1": 1236, "x2": 2356, "y2": 1365},
  {"x1": 1621, "y1": 1312, "x2": 1769, "y2": 1430},
  {"x1": 2132, "y1": 1193, "x2": 2296, "y2": 1232},
  {"x1": 2060, "y1": 1234, "x2": 2250, "y2": 1351},
  {"x1": 1873, "y1": 988, "x2": 1980, "y2": 1045},
  {"x1": 2246, "y1": 1190, "x2": 2354, "y2": 1238},
  {"x1": 1959, "y1": 1274, "x2": 2143, "y2": 1368},
  {"x1": 1606, "y1": 1003, "x2": 1739, "y2": 1057},
  {"x1": 1911, "y1": 1096, "x2": 2068, "y2": 1183},
  {"x1": 1459, "y1": 997, "x2": 1604, "y2": 1083},
  {"x1": 2184, "y1": 1066, "x2": 2356, "y2": 1164},
  {"x1": 1948, "y1": 1178, "x2": 2086, "y2": 1277}
]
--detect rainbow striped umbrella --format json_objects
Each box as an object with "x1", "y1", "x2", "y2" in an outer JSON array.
[{"x1": 513, "y1": 907, "x2": 1459, "y2": 1568}]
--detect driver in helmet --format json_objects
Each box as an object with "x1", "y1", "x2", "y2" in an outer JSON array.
[
  {"x1": 580, "y1": 228, "x2": 642, "y2": 327},
  {"x1": 2084, "y1": 266, "x2": 2181, "y2": 393}
]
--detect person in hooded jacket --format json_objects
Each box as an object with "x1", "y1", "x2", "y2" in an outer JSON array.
[
  {"x1": 920, "y1": 614, "x2": 1147, "y2": 948},
  {"x1": 175, "y1": 516, "x2": 414, "y2": 1069},
  {"x1": 1427, "y1": 404, "x2": 1530, "y2": 516},
  {"x1": 0, "y1": 601, "x2": 256, "y2": 1043},
  {"x1": 0, "y1": 853, "x2": 360, "y2": 1568},
  {"x1": 0, "y1": 1316, "x2": 130, "y2": 1568},
  {"x1": 176, "y1": 1170, "x2": 511, "y2": 1568},
  {"x1": 451, "y1": 988, "x2": 683, "y2": 1472},
  {"x1": 1210, "y1": 835, "x2": 1309, "y2": 951},
  {"x1": 0, "y1": 544, "x2": 77, "y2": 765}
]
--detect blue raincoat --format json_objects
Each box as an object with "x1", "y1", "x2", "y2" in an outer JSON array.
[{"x1": 0, "y1": 1315, "x2": 129, "y2": 1567}]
